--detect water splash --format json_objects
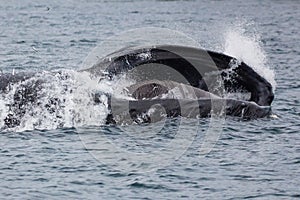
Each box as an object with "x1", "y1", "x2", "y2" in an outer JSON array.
[
  {"x1": 0, "y1": 71, "x2": 112, "y2": 131},
  {"x1": 222, "y1": 25, "x2": 276, "y2": 90}
]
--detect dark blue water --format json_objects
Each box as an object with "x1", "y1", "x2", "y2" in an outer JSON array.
[{"x1": 1, "y1": 0, "x2": 299, "y2": 199}]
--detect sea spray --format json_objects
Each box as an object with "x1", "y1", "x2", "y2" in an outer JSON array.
[{"x1": 222, "y1": 25, "x2": 276, "y2": 89}]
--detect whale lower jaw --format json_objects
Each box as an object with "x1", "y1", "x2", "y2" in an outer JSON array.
[{"x1": 97, "y1": 94, "x2": 272, "y2": 125}]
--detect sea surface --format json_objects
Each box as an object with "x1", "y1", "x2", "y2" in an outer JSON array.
[{"x1": 0, "y1": 0, "x2": 299, "y2": 199}]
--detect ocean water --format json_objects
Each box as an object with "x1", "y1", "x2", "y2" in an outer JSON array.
[{"x1": 0, "y1": 0, "x2": 299, "y2": 199}]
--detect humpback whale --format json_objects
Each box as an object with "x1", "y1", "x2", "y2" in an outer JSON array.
[
  {"x1": 0, "y1": 45, "x2": 274, "y2": 128},
  {"x1": 88, "y1": 45, "x2": 274, "y2": 124}
]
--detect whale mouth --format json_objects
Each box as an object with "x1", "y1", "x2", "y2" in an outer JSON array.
[
  {"x1": 88, "y1": 45, "x2": 274, "y2": 106},
  {"x1": 93, "y1": 45, "x2": 274, "y2": 124},
  {"x1": 0, "y1": 45, "x2": 274, "y2": 130}
]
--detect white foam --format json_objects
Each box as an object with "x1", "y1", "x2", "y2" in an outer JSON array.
[{"x1": 0, "y1": 69, "x2": 139, "y2": 132}]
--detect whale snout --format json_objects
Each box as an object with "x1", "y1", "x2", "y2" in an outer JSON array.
[
  {"x1": 227, "y1": 99, "x2": 272, "y2": 119},
  {"x1": 243, "y1": 103, "x2": 272, "y2": 119}
]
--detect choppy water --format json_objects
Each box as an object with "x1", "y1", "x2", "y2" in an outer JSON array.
[{"x1": 0, "y1": 0, "x2": 299, "y2": 199}]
